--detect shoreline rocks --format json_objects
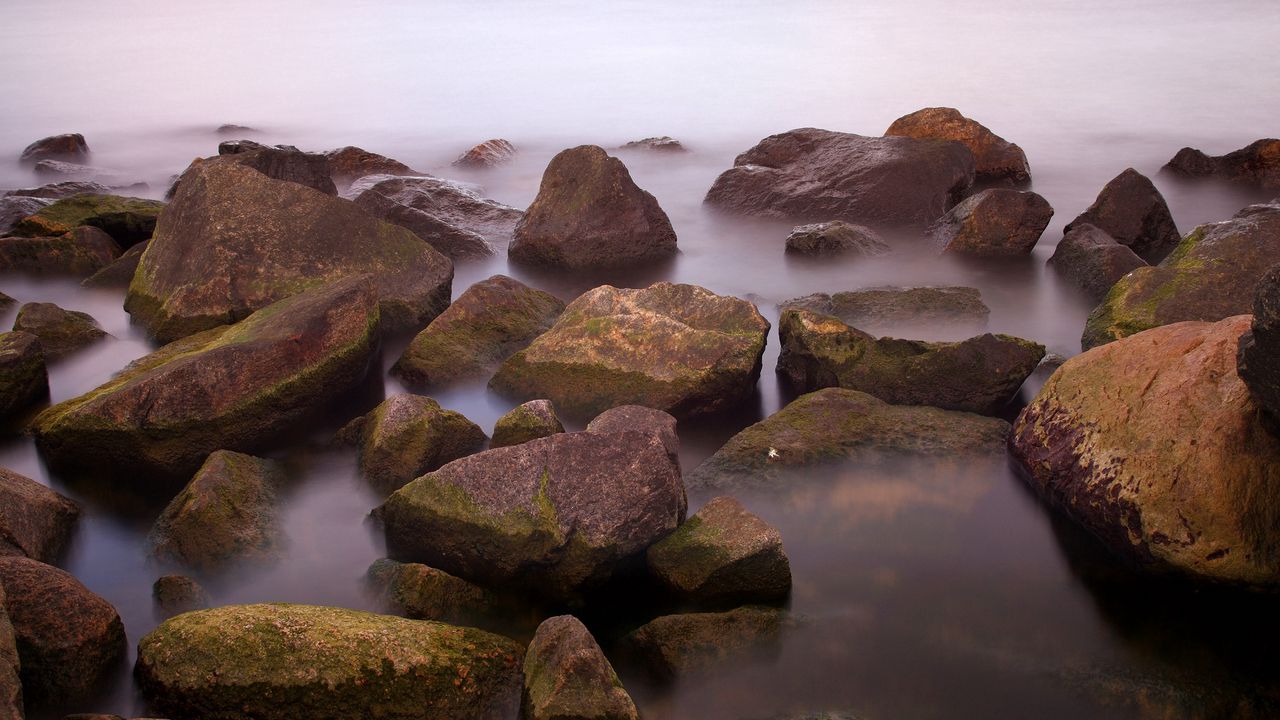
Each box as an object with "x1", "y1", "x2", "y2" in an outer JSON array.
[
  {"x1": 366, "y1": 558, "x2": 506, "y2": 627},
  {"x1": 12, "y1": 302, "x2": 109, "y2": 360},
  {"x1": 491, "y1": 399, "x2": 564, "y2": 449},
  {"x1": 0, "y1": 585, "x2": 19, "y2": 720},
  {"x1": 454, "y1": 139, "x2": 517, "y2": 168},
  {"x1": 930, "y1": 188, "x2": 1053, "y2": 256},
  {"x1": 0, "y1": 467, "x2": 80, "y2": 563},
  {"x1": 151, "y1": 575, "x2": 210, "y2": 620},
  {"x1": 784, "y1": 221, "x2": 889, "y2": 257},
  {"x1": 20, "y1": 134, "x2": 89, "y2": 164},
  {"x1": 781, "y1": 287, "x2": 990, "y2": 337},
  {"x1": 9, "y1": 193, "x2": 163, "y2": 248},
  {"x1": 523, "y1": 615, "x2": 639, "y2": 720},
  {"x1": 0, "y1": 332, "x2": 48, "y2": 423},
  {"x1": 349, "y1": 175, "x2": 523, "y2": 259},
  {"x1": 1163, "y1": 139, "x2": 1280, "y2": 190},
  {"x1": 0, "y1": 226, "x2": 121, "y2": 277},
  {"x1": 1238, "y1": 265, "x2": 1280, "y2": 421},
  {"x1": 344, "y1": 394, "x2": 487, "y2": 494},
  {"x1": 1048, "y1": 224, "x2": 1147, "y2": 301},
  {"x1": 885, "y1": 107, "x2": 1030, "y2": 185},
  {"x1": 1063, "y1": 168, "x2": 1180, "y2": 263}
]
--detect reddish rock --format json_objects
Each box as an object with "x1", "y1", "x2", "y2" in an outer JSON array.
[
  {"x1": 885, "y1": 107, "x2": 1029, "y2": 185},
  {"x1": 0, "y1": 467, "x2": 79, "y2": 562},
  {"x1": 931, "y1": 188, "x2": 1053, "y2": 256},
  {"x1": 19, "y1": 134, "x2": 89, "y2": 164},
  {"x1": 453, "y1": 139, "x2": 517, "y2": 168},
  {"x1": 1063, "y1": 168, "x2": 1181, "y2": 263},
  {"x1": 1163, "y1": 139, "x2": 1280, "y2": 190}
]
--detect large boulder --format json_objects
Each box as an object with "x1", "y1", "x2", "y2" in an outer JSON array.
[
  {"x1": 0, "y1": 467, "x2": 79, "y2": 562},
  {"x1": 1238, "y1": 265, "x2": 1280, "y2": 420},
  {"x1": 323, "y1": 145, "x2": 416, "y2": 186},
  {"x1": 1011, "y1": 316, "x2": 1280, "y2": 586},
  {"x1": 9, "y1": 193, "x2": 164, "y2": 248},
  {"x1": 32, "y1": 277, "x2": 380, "y2": 479},
  {"x1": 349, "y1": 175, "x2": 523, "y2": 259},
  {"x1": 0, "y1": 196, "x2": 51, "y2": 235},
  {"x1": 1048, "y1": 224, "x2": 1147, "y2": 301},
  {"x1": 453, "y1": 139, "x2": 517, "y2": 168},
  {"x1": 929, "y1": 188, "x2": 1053, "y2": 256},
  {"x1": 523, "y1": 615, "x2": 638, "y2": 720},
  {"x1": 135, "y1": 604, "x2": 522, "y2": 720},
  {"x1": 344, "y1": 394, "x2": 487, "y2": 494},
  {"x1": 393, "y1": 274, "x2": 564, "y2": 389},
  {"x1": 0, "y1": 332, "x2": 48, "y2": 423},
  {"x1": 377, "y1": 430, "x2": 686, "y2": 602},
  {"x1": 0, "y1": 556, "x2": 126, "y2": 702},
  {"x1": 884, "y1": 107, "x2": 1030, "y2": 185},
  {"x1": 781, "y1": 286, "x2": 990, "y2": 338},
  {"x1": 491, "y1": 399, "x2": 564, "y2": 449},
  {"x1": 1163, "y1": 139, "x2": 1280, "y2": 190},
  {"x1": 784, "y1": 221, "x2": 889, "y2": 257},
  {"x1": 365, "y1": 558, "x2": 505, "y2": 627},
  {"x1": 777, "y1": 308, "x2": 1044, "y2": 415},
  {"x1": 0, "y1": 226, "x2": 121, "y2": 276},
  {"x1": 126, "y1": 160, "x2": 451, "y2": 342},
  {"x1": 12, "y1": 302, "x2": 109, "y2": 360},
  {"x1": 703, "y1": 128, "x2": 975, "y2": 227},
  {"x1": 1063, "y1": 168, "x2": 1180, "y2": 263},
  {"x1": 510, "y1": 145, "x2": 677, "y2": 269},
  {"x1": 216, "y1": 146, "x2": 337, "y2": 195},
  {"x1": 620, "y1": 606, "x2": 788, "y2": 680},
  {"x1": 586, "y1": 405, "x2": 679, "y2": 464},
  {"x1": 490, "y1": 283, "x2": 769, "y2": 420},
  {"x1": 687, "y1": 388, "x2": 1009, "y2": 492},
  {"x1": 19, "y1": 134, "x2": 88, "y2": 164},
  {"x1": 1082, "y1": 205, "x2": 1280, "y2": 349},
  {"x1": 0, "y1": 585, "x2": 19, "y2": 720}
]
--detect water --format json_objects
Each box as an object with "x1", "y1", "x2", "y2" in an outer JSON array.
[{"x1": 2, "y1": 0, "x2": 1279, "y2": 718}]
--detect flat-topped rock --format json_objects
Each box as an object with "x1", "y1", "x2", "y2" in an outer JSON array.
[{"x1": 0, "y1": 226, "x2": 121, "y2": 276}]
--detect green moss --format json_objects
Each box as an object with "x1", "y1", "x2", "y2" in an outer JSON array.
[{"x1": 12, "y1": 194, "x2": 164, "y2": 240}]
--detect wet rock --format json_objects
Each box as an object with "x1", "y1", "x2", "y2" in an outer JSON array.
[
  {"x1": 215, "y1": 138, "x2": 269, "y2": 155},
  {"x1": 135, "y1": 604, "x2": 523, "y2": 720},
  {"x1": 0, "y1": 332, "x2": 48, "y2": 423},
  {"x1": 4, "y1": 181, "x2": 112, "y2": 200},
  {"x1": 620, "y1": 606, "x2": 788, "y2": 680},
  {"x1": 511, "y1": 145, "x2": 678, "y2": 268},
  {"x1": 778, "y1": 308, "x2": 1044, "y2": 415},
  {"x1": 365, "y1": 558, "x2": 505, "y2": 626},
  {"x1": 1237, "y1": 265, "x2": 1280, "y2": 422},
  {"x1": 647, "y1": 496, "x2": 791, "y2": 606},
  {"x1": 1063, "y1": 168, "x2": 1180, "y2": 263},
  {"x1": 1011, "y1": 315, "x2": 1280, "y2": 586},
  {"x1": 394, "y1": 275, "x2": 564, "y2": 389},
  {"x1": 323, "y1": 145, "x2": 416, "y2": 186},
  {"x1": 0, "y1": 226, "x2": 121, "y2": 276},
  {"x1": 492, "y1": 283, "x2": 768, "y2": 420},
  {"x1": 33, "y1": 277, "x2": 380, "y2": 479},
  {"x1": 586, "y1": 405, "x2": 679, "y2": 464},
  {"x1": 687, "y1": 388, "x2": 1009, "y2": 492},
  {"x1": 377, "y1": 430, "x2": 685, "y2": 602},
  {"x1": 491, "y1": 399, "x2": 564, "y2": 449},
  {"x1": 0, "y1": 556, "x2": 126, "y2": 702},
  {"x1": 1082, "y1": 205, "x2": 1280, "y2": 348},
  {"x1": 0, "y1": 585, "x2": 19, "y2": 720},
  {"x1": 81, "y1": 240, "x2": 148, "y2": 288},
  {"x1": 884, "y1": 107, "x2": 1030, "y2": 185},
  {"x1": 523, "y1": 615, "x2": 638, "y2": 720},
  {"x1": 12, "y1": 302, "x2": 109, "y2": 360},
  {"x1": 9, "y1": 193, "x2": 164, "y2": 248},
  {"x1": 347, "y1": 394, "x2": 487, "y2": 494},
  {"x1": 349, "y1": 174, "x2": 521, "y2": 259},
  {"x1": 126, "y1": 160, "x2": 451, "y2": 342},
  {"x1": 620, "y1": 136, "x2": 687, "y2": 153},
  {"x1": 1163, "y1": 139, "x2": 1280, "y2": 190},
  {"x1": 1048, "y1": 224, "x2": 1147, "y2": 301},
  {"x1": 216, "y1": 146, "x2": 337, "y2": 195},
  {"x1": 930, "y1": 188, "x2": 1053, "y2": 256},
  {"x1": 32, "y1": 161, "x2": 113, "y2": 181},
  {"x1": 0, "y1": 466, "x2": 79, "y2": 562},
  {"x1": 20, "y1": 134, "x2": 89, "y2": 164},
  {"x1": 453, "y1": 138, "x2": 517, "y2": 168},
  {"x1": 784, "y1": 221, "x2": 889, "y2": 257},
  {"x1": 704, "y1": 128, "x2": 975, "y2": 227},
  {"x1": 151, "y1": 575, "x2": 210, "y2": 619},
  {"x1": 0, "y1": 196, "x2": 51, "y2": 235},
  {"x1": 148, "y1": 451, "x2": 284, "y2": 573},
  {"x1": 781, "y1": 286, "x2": 990, "y2": 337}
]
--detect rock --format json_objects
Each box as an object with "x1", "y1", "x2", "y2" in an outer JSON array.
[
  {"x1": 1082, "y1": 206, "x2": 1280, "y2": 348},
  {"x1": 777, "y1": 308, "x2": 1044, "y2": 415},
  {"x1": 781, "y1": 286, "x2": 990, "y2": 337},
  {"x1": 126, "y1": 159, "x2": 451, "y2": 342},
  {"x1": 216, "y1": 138, "x2": 269, "y2": 155},
  {"x1": 81, "y1": 240, "x2": 149, "y2": 288},
  {"x1": 930, "y1": 188, "x2": 1053, "y2": 256},
  {"x1": 1048, "y1": 224, "x2": 1147, "y2": 301},
  {"x1": 215, "y1": 123, "x2": 255, "y2": 134},
  {"x1": 620, "y1": 606, "x2": 787, "y2": 680},
  {"x1": 686, "y1": 388, "x2": 1009, "y2": 492},
  {"x1": 523, "y1": 615, "x2": 638, "y2": 720},
  {"x1": 33, "y1": 277, "x2": 380, "y2": 479},
  {"x1": 491, "y1": 399, "x2": 564, "y2": 449},
  {"x1": 586, "y1": 405, "x2": 679, "y2": 464},
  {"x1": 135, "y1": 604, "x2": 522, "y2": 720},
  {"x1": 0, "y1": 467, "x2": 79, "y2": 562},
  {"x1": 0, "y1": 585, "x2": 20, "y2": 720},
  {"x1": 704, "y1": 128, "x2": 975, "y2": 227},
  {"x1": 148, "y1": 451, "x2": 284, "y2": 573},
  {"x1": 348, "y1": 394, "x2": 487, "y2": 494},
  {"x1": 491, "y1": 283, "x2": 768, "y2": 420},
  {"x1": 8, "y1": 193, "x2": 164, "y2": 248},
  {"x1": 323, "y1": 146, "x2": 416, "y2": 186},
  {"x1": 0, "y1": 332, "x2": 48, "y2": 423},
  {"x1": 0, "y1": 226, "x2": 121, "y2": 276},
  {"x1": 453, "y1": 139, "x2": 517, "y2": 168},
  {"x1": 511, "y1": 145, "x2": 677, "y2": 268},
  {"x1": 0, "y1": 196, "x2": 52, "y2": 235},
  {"x1": 884, "y1": 107, "x2": 1029, "y2": 185},
  {"x1": 349, "y1": 175, "x2": 520, "y2": 259},
  {"x1": 393, "y1": 274, "x2": 564, "y2": 389},
  {"x1": 20, "y1": 134, "x2": 89, "y2": 164},
  {"x1": 0, "y1": 556, "x2": 126, "y2": 702},
  {"x1": 12, "y1": 302, "x2": 109, "y2": 360},
  {"x1": 647, "y1": 496, "x2": 791, "y2": 606},
  {"x1": 784, "y1": 221, "x2": 889, "y2": 257},
  {"x1": 1237, "y1": 265, "x2": 1280, "y2": 422},
  {"x1": 365, "y1": 558, "x2": 505, "y2": 626},
  {"x1": 151, "y1": 576, "x2": 210, "y2": 619},
  {"x1": 32, "y1": 161, "x2": 113, "y2": 181},
  {"x1": 620, "y1": 136, "x2": 686, "y2": 153},
  {"x1": 1063, "y1": 168, "x2": 1181, "y2": 263},
  {"x1": 1163, "y1": 139, "x2": 1280, "y2": 190},
  {"x1": 1010, "y1": 315, "x2": 1280, "y2": 586},
  {"x1": 377, "y1": 430, "x2": 685, "y2": 602},
  {"x1": 216, "y1": 146, "x2": 337, "y2": 195},
  {"x1": 4, "y1": 181, "x2": 112, "y2": 199}
]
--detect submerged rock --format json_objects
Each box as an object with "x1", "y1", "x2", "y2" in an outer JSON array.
[
  {"x1": 366, "y1": 558, "x2": 505, "y2": 627},
  {"x1": 621, "y1": 606, "x2": 788, "y2": 680},
  {"x1": 1163, "y1": 139, "x2": 1280, "y2": 190},
  {"x1": 620, "y1": 136, "x2": 687, "y2": 153},
  {"x1": 784, "y1": 221, "x2": 889, "y2": 257},
  {"x1": 885, "y1": 107, "x2": 1030, "y2": 185},
  {"x1": 586, "y1": 405, "x2": 680, "y2": 464},
  {"x1": 0, "y1": 196, "x2": 51, "y2": 235},
  {"x1": 523, "y1": 615, "x2": 639, "y2": 720},
  {"x1": 0, "y1": 466, "x2": 79, "y2": 562},
  {"x1": 12, "y1": 302, "x2": 109, "y2": 360},
  {"x1": 135, "y1": 604, "x2": 522, "y2": 720},
  {"x1": 20, "y1": 134, "x2": 89, "y2": 164},
  {"x1": 32, "y1": 160, "x2": 110, "y2": 181},
  {"x1": 781, "y1": 286, "x2": 990, "y2": 337},
  {"x1": 0, "y1": 585, "x2": 19, "y2": 720},
  {"x1": 9, "y1": 193, "x2": 164, "y2": 247},
  {"x1": 0, "y1": 332, "x2": 48, "y2": 423},
  {"x1": 1063, "y1": 168, "x2": 1180, "y2": 263},
  {"x1": 491, "y1": 399, "x2": 564, "y2": 449},
  {"x1": 151, "y1": 575, "x2": 210, "y2": 620},
  {"x1": 1048, "y1": 224, "x2": 1147, "y2": 301},
  {"x1": 454, "y1": 138, "x2": 517, "y2": 168},
  {"x1": 1238, "y1": 265, "x2": 1280, "y2": 422},
  {"x1": 0, "y1": 226, "x2": 121, "y2": 276},
  {"x1": 347, "y1": 394, "x2": 487, "y2": 494},
  {"x1": 930, "y1": 188, "x2": 1053, "y2": 256},
  {"x1": 323, "y1": 145, "x2": 416, "y2": 186},
  {"x1": 4, "y1": 181, "x2": 112, "y2": 199},
  {"x1": 81, "y1": 240, "x2": 148, "y2": 288},
  {"x1": 350, "y1": 175, "x2": 521, "y2": 259}
]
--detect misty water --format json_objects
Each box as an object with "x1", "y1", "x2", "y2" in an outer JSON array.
[{"x1": 2, "y1": 0, "x2": 1279, "y2": 718}]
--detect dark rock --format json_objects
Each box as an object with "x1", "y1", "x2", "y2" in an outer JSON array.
[
  {"x1": 12, "y1": 302, "x2": 109, "y2": 360},
  {"x1": 0, "y1": 584, "x2": 19, "y2": 720},
  {"x1": 393, "y1": 275, "x2": 564, "y2": 389},
  {"x1": 0, "y1": 226, "x2": 121, "y2": 276},
  {"x1": 490, "y1": 283, "x2": 768, "y2": 420},
  {"x1": 781, "y1": 286, "x2": 990, "y2": 337},
  {"x1": 620, "y1": 606, "x2": 788, "y2": 680},
  {"x1": 151, "y1": 575, "x2": 210, "y2": 619},
  {"x1": 347, "y1": 394, "x2": 487, "y2": 494},
  {"x1": 930, "y1": 188, "x2": 1053, "y2": 256},
  {"x1": 323, "y1": 146, "x2": 416, "y2": 186},
  {"x1": 377, "y1": 430, "x2": 685, "y2": 602},
  {"x1": 9, "y1": 193, "x2": 164, "y2": 248},
  {"x1": 1237, "y1": 264, "x2": 1280, "y2": 421},
  {"x1": 215, "y1": 146, "x2": 337, "y2": 195},
  {"x1": 365, "y1": 558, "x2": 505, "y2": 626},
  {"x1": 586, "y1": 405, "x2": 679, "y2": 464},
  {"x1": 491, "y1": 399, "x2": 564, "y2": 449},
  {"x1": 20, "y1": 134, "x2": 89, "y2": 164},
  {"x1": 0, "y1": 332, "x2": 48, "y2": 423},
  {"x1": 704, "y1": 128, "x2": 975, "y2": 227},
  {"x1": 349, "y1": 175, "x2": 521, "y2": 259},
  {"x1": 126, "y1": 159, "x2": 451, "y2": 342},
  {"x1": 1048, "y1": 224, "x2": 1147, "y2": 301},
  {"x1": 0, "y1": 467, "x2": 79, "y2": 562},
  {"x1": 523, "y1": 615, "x2": 638, "y2": 720},
  {"x1": 1063, "y1": 168, "x2": 1180, "y2": 263},
  {"x1": 215, "y1": 124, "x2": 255, "y2": 135},
  {"x1": 885, "y1": 107, "x2": 1029, "y2": 185},
  {"x1": 81, "y1": 240, "x2": 149, "y2": 288},
  {"x1": 1163, "y1": 139, "x2": 1280, "y2": 190},
  {"x1": 784, "y1": 221, "x2": 889, "y2": 257},
  {"x1": 453, "y1": 139, "x2": 517, "y2": 168},
  {"x1": 620, "y1": 136, "x2": 687, "y2": 153},
  {"x1": 0, "y1": 293, "x2": 10, "y2": 311},
  {"x1": 0, "y1": 196, "x2": 51, "y2": 235},
  {"x1": 33, "y1": 160, "x2": 110, "y2": 180},
  {"x1": 4, "y1": 181, "x2": 112, "y2": 199},
  {"x1": 215, "y1": 139, "x2": 269, "y2": 155}
]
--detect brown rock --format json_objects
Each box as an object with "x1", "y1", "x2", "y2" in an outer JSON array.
[
  {"x1": 491, "y1": 399, "x2": 564, "y2": 449},
  {"x1": 81, "y1": 240, "x2": 149, "y2": 288},
  {"x1": 349, "y1": 175, "x2": 521, "y2": 259},
  {"x1": 781, "y1": 286, "x2": 990, "y2": 338},
  {"x1": 1163, "y1": 139, "x2": 1280, "y2": 190},
  {"x1": 0, "y1": 584, "x2": 19, "y2": 720},
  {"x1": 0, "y1": 196, "x2": 51, "y2": 235},
  {"x1": 930, "y1": 188, "x2": 1053, "y2": 256},
  {"x1": 12, "y1": 302, "x2": 109, "y2": 360},
  {"x1": 347, "y1": 394, "x2": 487, "y2": 494},
  {"x1": 523, "y1": 615, "x2": 638, "y2": 720},
  {"x1": 216, "y1": 146, "x2": 337, "y2": 195},
  {"x1": 620, "y1": 606, "x2": 788, "y2": 680},
  {"x1": 619, "y1": 136, "x2": 686, "y2": 153},
  {"x1": 20, "y1": 134, "x2": 89, "y2": 164},
  {"x1": 365, "y1": 558, "x2": 506, "y2": 628},
  {"x1": 0, "y1": 332, "x2": 48, "y2": 423},
  {"x1": 0, "y1": 467, "x2": 79, "y2": 562},
  {"x1": 586, "y1": 405, "x2": 679, "y2": 464},
  {"x1": 323, "y1": 146, "x2": 416, "y2": 186},
  {"x1": 1048, "y1": 224, "x2": 1147, "y2": 302},
  {"x1": 1238, "y1": 264, "x2": 1280, "y2": 422},
  {"x1": 0, "y1": 226, "x2": 121, "y2": 276},
  {"x1": 152, "y1": 575, "x2": 210, "y2": 620},
  {"x1": 453, "y1": 139, "x2": 517, "y2": 168},
  {"x1": 784, "y1": 221, "x2": 889, "y2": 257},
  {"x1": 885, "y1": 107, "x2": 1030, "y2": 185},
  {"x1": 1063, "y1": 168, "x2": 1181, "y2": 263}
]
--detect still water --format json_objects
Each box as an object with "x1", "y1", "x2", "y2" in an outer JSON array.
[{"x1": 1, "y1": 0, "x2": 1278, "y2": 717}]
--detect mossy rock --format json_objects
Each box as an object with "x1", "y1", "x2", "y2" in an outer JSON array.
[
  {"x1": 353, "y1": 394, "x2": 487, "y2": 494},
  {"x1": 620, "y1": 606, "x2": 789, "y2": 681},
  {"x1": 151, "y1": 575, "x2": 210, "y2": 620},
  {"x1": 0, "y1": 332, "x2": 47, "y2": 424},
  {"x1": 366, "y1": 559, "x2": 507, "y2": 628},
  {"x1": 0, "y1": 226, "x2": 121, "y2": 276},
  {"x1": 9, "y1": 193, "x2": 163, "y2": 247},
  {"x1": 491, "y1": 399, "x2": 564, "y2": 449},
  {"x1": 12, "y1": 302, "x2": 109, "y2": 360},
  {"x1": 523, "y1": 615, "x2": 638, "y2": 720}
]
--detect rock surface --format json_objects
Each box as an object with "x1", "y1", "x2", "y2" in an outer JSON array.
[
  {"x1": 0, "y1": 332, "x2": 48, "y2": 423},
  {"x1": 217, "y1": 146, "x2": 337, "y2": 195},
  {"x1": 366, "y1": 558, "x2": 505, "y2": 626},
  {"x1": 9, "y1": 193, "x2": 164, "y2": 248},
  {"x1": 885, "y1": 107, "x2": 1030, "y2": 185},
  {"x1": 784, "y1": 221, "x2": 889, "y2": 257},
  {"x1": 0, "y1": 196, "x2": 51, "y2": 235},
  {"x1": 350, "y1": 175, "x2": 522, "y2": 259},
  {"x1": 523, "y1": 615, "x2": 639, "y2": 720},
  {"x1": 930, "y1": 188, "x2": 1053, "y2": 256},
  {"x1": 348, "y1": 394, "x2": 487, "y2": 494},
  {"x1": 454, "y1": 139, "x2": 517, "y2": 168},
  {"x1": 12, "y1": 302, "x2": 109, "y2": 360},
  {"x1": 1063, "y1": 168, "x2": 1180, "y2": 263},
  {"x1": 1048, "y1": 224, "x2": 1147, "y2": 301},
  {"x1": 586, "y1": 405, "x2": 680, "y2": 464},
  {"x1": 0, "y1": 467, "x2": 79, "y2": 562},
  {"x1": 152, "y1": 575, "x2": 210, "y2": 619},
  {"x1": 704, "y1": 128, "x2": 975, "y2": 227},
  {"x1": 491, "y1": 399, "x2": 564, "y2": 449},
  {"x1": 621, "y1": 606, "x2": 788, "y2": 680},
  {"x1": 0, "y1": 226, "x2": 121, "y2": 276},
  {"x1": 1238, "y1": 265, "x2": 1280, "y2": 421},
  {"x1": 323, "y1": 146, "x2": 415, "y2": 186},
  {"x1": 491, "y1": 283, "x2": 769, "y2": 420},
  {"x1": 20, "y1": 134, "x2": 89, "y2": 164},
  {"x1": 1163, "y1": 139, "x2": 1280, "y2": 190},
  {"x1": 1011, "y1": 315, "x2": 1280, "y2": 585},
  {"x1": 135, "y1": 604, "x2": 522, "y2": 720},
  {"x1": 0, "y1": 585, "x2": 19, "y2": 720},
  {"x1": 781, "y1": 287, "x2": 990, "y2": 337},
  {"x1": 4, "y1": 181, "x2": 111, "y2": 199},
  {"x1": 620, "y1": 136, "x2": 686, "y2": 153},
  {"x1": 81, "y1": 240, "x2": 149, "y2": 288}
]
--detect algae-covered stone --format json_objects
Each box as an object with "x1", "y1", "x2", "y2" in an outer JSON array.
[
  {"x1": 781, "y1": 286, "x2": 990, "y2": 338},
  {"x1": 377, "y1": 430, "x2": 685, "y2": 602},
  {"x1": 148, "y1": 451, "x2": 284, "y2": 573},
  {"x1": 126, "y1": 160, "x2": 451, "y2": 342},
  {"x1": 393, "y1": 275, "x2": 564, "y2": 389},
  {"x1": 777, "y1": 308, "x2": 1044, "y2": 415},
  {"x1": 0, "y1": 466, "x2": 80, "y2": 562},
  {"x1": 10, "y1": 193, "x2": 164, "y2": 247},
  {"x1": 12, "y1": 302, "x2": 109, "y2": 360},
  {"x1": 1082, "y1": 206, "x2": 1280, "y2": 349},
  {"x1": 687, "y1": 388, "x2": 1009, "y2": 492},
  {"x1": 32, "y1": 277, "x2": 380, "y2": 480},
  {"x1": 1048, "y1": 224, "x2": 1147, "y2": 302},
  {"x1": 5, "y1": 180, "x2": 112, "y2": 199},
  {"x1": 366, "y1": 558, "x2": 505, "y2": 627},
  {"x1": 784, "y1": 221, "x2": 889, "y2": 258},
  {"x1": 0, "y1": 332, "x2": 48, "y2": 423},
  {"x1": 0, "y1": 196, "x2": 50, "y2": 235},
  {"x1": 1063, "y1": 168, "x2": 1180, "y2": 263},
  {"x1": 523, "y1": 615, "x2": 639, "y2": 720},
  {"x1": 586, "y1": 405, "x2": 679, "y2": 463},
  {"x1": 152, "y1": 575, "x2": 210, "y2": 620},
  {"x1": 885, "y1": 107, "x2": 1030, "y2": 185},
  {"x1": 491, "y1": 399, "x2": 564, "y2": 449},
  {"x1": 0, "y1": 226, "x2": 121, "y2": 276},
  {"x1": 621, "y1": 606, "x2": 788, "y2": 680},
  {"x1": 0, "y1": 585, "x2": 19, "y2": 720},
  {"x1": 491, "y1": 282, "x2": 769, "y2": 420},
  {"x1": 930, "y1": 188, "x2": 1053, "y2": 256},
  {"x1": 135, "y1": 603, "x2": 522, "y2": 720},
  {"x1": 350, "y1": 394, "x2": 487, "y2": 494},
  {"x1": 1011, "y1": 315, "x2": 1280, "y2": 586},
  {"x1": 81, "y1": 240, "x2": 148, "y2": 288}
]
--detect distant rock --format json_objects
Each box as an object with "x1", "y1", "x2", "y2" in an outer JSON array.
[
  {"x1": 0, "y1": 196, "x2": 51, "y2": 235},
  {"x1": 453, "y1": 139, "x2": 517, "y2": 168},
  {"x1": 784, "y1": 221, "x2": 889, "y2": 257},
  {"x1": 621, "y1": 606, "x2": 788, "y2": 680},
  {"x1": 523, "y1": 615, "x2": 639, "y2": 720},
  {"x1": 344, "y1": 394, "x2": 487, "y2": 494},
  {"x1": 0, "y1": 333, "x2": 47, "y2": 423},
  {"x1": 586, "y1": 405, "x2": 679, "y2": 464},
  {"x1": 12, "y1": 303, "x2": 109, "y2": 360},
  {"x1": 81, "y1": 240, "x2": 149, "y2": 288},
  {"x1": 1163, "y1": 139, "x2": 1280, "y2": 190},
  {"x1": 4, "y1": 181, "x2": 111, "y2": 199},
  {"x1": 349, "y1": 175, "x2": 522, "y2": 259},
  {"x1": 322, "y1": 145, "x2": 416, "y2": 186},
  {"x1": 1063, "y1": 168, "x2": 1180, "y2": 263},
  {"x1": 620, "y1": 136, "x2": 687, "y2": 153},
  {"x1": 20, "y1": 134, "x2": 89, "y2": 164},
  {"x1": 0, "y1": 226, "x2": 120, "y2": 276},
  {"x1": 9, "y1": 193, "x2": 163, "y2": 248},
  {"x1": 151, "y1": 575, "x2": 210, "y2": 620},
  {"x1": 930, "y1": 188, "x2": 1053, "y2": 256},
  {"x1": 365, "y1": 558, "x2": 505, "y2": 627},
  {"x1": 1237, "y1": 264, "x2": 1280, "y2": 422},
  {"x1": 32, "y1": 160, "x2": 112, "y2": 181},
  {"x1": 491, "y1": 399, "x2": 564, "y2": 449},
  {"x1": 1048, "y1": 224, "x2": 1147, "y2": 301},
  {"x1": 781, "y1": 286, "x2": 990, "y2": 337},
  {"x1": 0, "y1": 466, "x2": 79, "y2": 562},
  {"x1": 885, "y1": 107, "x2": 1029, "y2": 185},
  {"x1": 215, "y1": 124, "x2": 256, "y2": 135}
]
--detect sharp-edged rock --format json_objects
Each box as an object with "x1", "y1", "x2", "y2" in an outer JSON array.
[
  {"x1": 0, "y1": 467, "x2": 79, "y2": 562},
  {"x1": 1063, "y1": 168, "x2": 1180, "y2": 263},
  {"x1": 523, "y1": 615, "x2": 639, "y2": 720},
  {"x1": 491, "y1": 399, "x2": 564, "y2": 449},
  {"x1": 1048, "y1": 224, "x2": 1147, "y2": 301},
  {"x1": 930, "y1": 188, "x2": 1053, "y2": 256},
  {"x1": 12, "y1": 302, "x2": 109, "y2": 360}
]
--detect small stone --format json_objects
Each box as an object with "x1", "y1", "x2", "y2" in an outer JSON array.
[
  {"x1": 20, "y1": 134, "x2": 89, "y2": 164},
  {"x1": 349, "y1": 395, "x2": 487, "y2": 494},
  {"x1": 151, "y1": 575, "x2": 210, "y2": 620},
  {"x1": 523, "y1": 615, "x2": 638, "y2": 720},
  {"x1": 620, "y1": 136, "x2": 687, "y2": 153},
  {"x1": 930, "y1": 188, "x2": 1054, "y2": 256},
  {"x1": 12, "y1": 302, "x2": 109, "y2": 360},
  {"x1": 453, "y1": 139, "x2": 517, "y2": 168},
  {"x1": 621, "y1": 606, "x2": 788, "y2": 680},
  {"x1": 784, "y1": 221, "x2": 889, "y2": 257},
  {"x1": 1048, "y1": 224, "x2": 1147, "y2": 301},
  {"x1": 1063, "y1": 168, "x2": 1180, "y2": 263},
  {"x1": 491, "y1": 399, "x2": 564, "y2": 449}
]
